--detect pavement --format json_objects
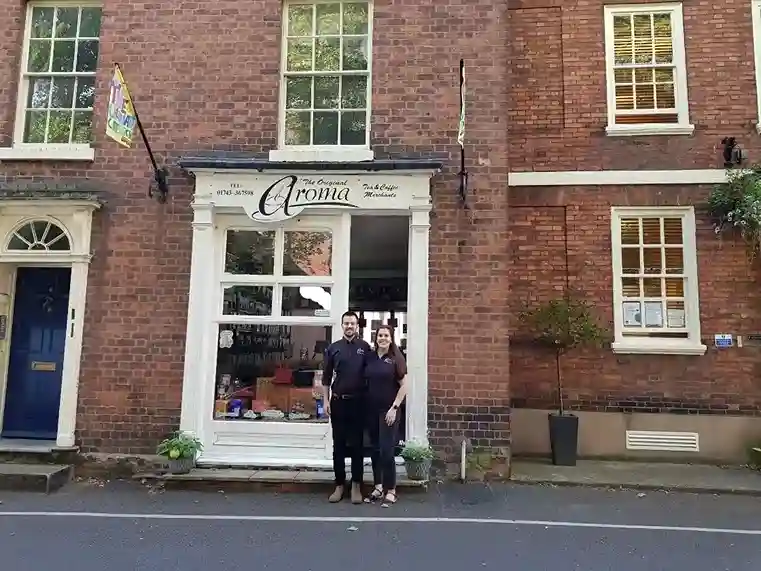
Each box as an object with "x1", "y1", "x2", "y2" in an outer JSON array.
[
  {"x1": 511, "y1": 459, "x2": 761, "y2": 495},
  {"x1": 1, "y1": 478, "x2": 761, "y2": 570}
]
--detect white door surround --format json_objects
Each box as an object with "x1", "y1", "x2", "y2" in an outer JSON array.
[
  {"x1": 0, "y1": 198, "x2": 99, "y2": 448},
  {"x1": 179, "y1": 167, "x2": 438, "y2": 467}
]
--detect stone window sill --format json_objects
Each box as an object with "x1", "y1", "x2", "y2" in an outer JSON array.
[
  {"x1": 611, "y1": 340, "x2": 707, "y2": 356},
  {"x1": 605, "y1": 124, "x2": 695, "y2": 137},
  {"x1": 0, "y1": 144, "x2": 95, "y2": 162},
  {"x1": 268, "y1": 147, "x2": 374, "y2": 163}
]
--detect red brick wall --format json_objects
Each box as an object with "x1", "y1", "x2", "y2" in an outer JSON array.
[
  {"x1": 0, "y1": 1, "x2": 510, "y2": 455},
  {"x1": 508, "y1": 0, "x2": 759, "y2": 171},
  {"x1": 506, "y1": 0, "x2": 761, "y2": 419},
  {"x1": 509, "y1": 186, "x2": 761, "y2": 416}
]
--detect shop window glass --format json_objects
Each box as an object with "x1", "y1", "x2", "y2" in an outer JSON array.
[
  {"x1": 281, "y1": 285, "x2": 332, "y2": 317},
  {"x1": 213, "y1": 324, "x2": 332, "y2": 423},
  {"x1": 223, "y1": 286, "x2": 274, "y2": 316},
  {"x1": 283, "y1": 230, "x2": 332, "y2": 276},
  {"x1": 225, "y1": 230, "x2": 275, "y2": 275}
]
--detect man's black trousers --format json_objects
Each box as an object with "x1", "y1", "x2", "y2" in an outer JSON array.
[{"x1": 330, "y1": 394, "x2": 365, "y2": 486}]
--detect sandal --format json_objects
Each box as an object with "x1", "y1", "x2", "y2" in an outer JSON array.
[
  {"x1": 363, "y1": 486, "x2": 383, "y2": 503},
  {"x1": 381, "y1": 490, "x2": 397, "y2": 507}
]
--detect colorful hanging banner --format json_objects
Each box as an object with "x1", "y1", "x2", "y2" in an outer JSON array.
[{"x1": 106, "y1": 64, "x2": 137, "y2": 148}]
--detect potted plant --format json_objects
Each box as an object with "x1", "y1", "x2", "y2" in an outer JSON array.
[
  {"x1": 707, "y1": 165, "x2": 761, "y2": 259},
  {"x1": 400, "y1": 439, "x2": 435, "y2": 481},
  {"x1": 519, "y1": 293, "x2": 608, "y2": 466},
  {"x1": 157, "y1": 431, "x2": 203, "y2": 474}
]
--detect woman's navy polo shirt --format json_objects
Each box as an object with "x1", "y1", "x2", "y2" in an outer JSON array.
[{"x1": 365, "y1": 350, "x2": 407, "y2": 408}]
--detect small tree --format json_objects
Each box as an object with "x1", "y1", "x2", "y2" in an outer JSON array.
[{"x1": 519, "y1": 293, "x2": 609, "y2": 415}]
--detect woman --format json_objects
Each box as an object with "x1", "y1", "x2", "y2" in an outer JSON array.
[{"x1": 364, "y1": 324, "x2": 408, "y2": 506}]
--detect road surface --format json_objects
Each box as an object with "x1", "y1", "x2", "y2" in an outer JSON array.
[{"x1": 0, "y1": 480, "x2": 759, "y2": 570}]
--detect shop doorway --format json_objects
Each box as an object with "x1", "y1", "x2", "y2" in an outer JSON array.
[
  {"x1": 349, "y1": 214, "x2": 409, "y2": 451},
  {"x1": 2, "y1": 267, "x2": 70, "y2": 440}
]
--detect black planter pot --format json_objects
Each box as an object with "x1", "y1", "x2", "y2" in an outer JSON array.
[{"x1": 548, "y1": 413, "x2": 579, "y2": 466}]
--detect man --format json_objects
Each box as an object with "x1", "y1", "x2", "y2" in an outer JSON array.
[{"x1": 322, "y1": 310, "x2": 372, "y2": 504}]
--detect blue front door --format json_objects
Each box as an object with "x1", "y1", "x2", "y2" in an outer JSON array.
[{"x1": 2, "y1": 267, "x2": 70, "y2": 440}]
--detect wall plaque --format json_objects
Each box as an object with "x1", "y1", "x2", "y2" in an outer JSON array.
[{"x1": 744, "y1": 334, "x2": 761, "y2": 347}]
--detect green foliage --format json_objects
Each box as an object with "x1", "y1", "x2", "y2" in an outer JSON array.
[
  {"x1": 519, "y1": 294, "x2": 609, "y2": 353},
  {"x1": 400, "y1": 439, "x2": 435, "y2": 462},
  {"x1": 708, "y1": 167, "x2": 761, "y2": 259},
  {"x1": 156, "y1": 431, "x2": 203, "y2": 460}
]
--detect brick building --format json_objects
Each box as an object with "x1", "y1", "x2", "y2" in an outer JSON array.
[
  {"x1": 0, "y1": 0, "x2": 758, "y2": 469},
  {"x1": 509, "y1": 0, "x2": 761, "y2": 462},
  {"x1": 0, "y1": 0, "x2": 509, "y2": 466}
]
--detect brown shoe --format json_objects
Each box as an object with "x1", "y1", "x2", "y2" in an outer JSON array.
[
  {"x1": 328, "y1": 485, "x2": 344, "y2": 503},
  {"x1": 350, "y1": 483, "x2": 363, "y2": 504}
]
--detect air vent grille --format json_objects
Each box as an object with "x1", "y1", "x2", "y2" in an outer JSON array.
[{"x1": 625, "y1": 430, "x2": 699, "y2": 452}]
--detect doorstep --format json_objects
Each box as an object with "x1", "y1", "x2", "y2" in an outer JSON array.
[
  {"x1": 135, "y1": 466, "x2": 429, "y2": 493},
  {"x1": 0, "y1": 438, "x2": 79, "y2": 465},
  {"x1": 0, "y1": 463, "x2": 72, "y2": 494},
  {"x1": 510, "y1": 459, "x2": 761, "y2": 496}
]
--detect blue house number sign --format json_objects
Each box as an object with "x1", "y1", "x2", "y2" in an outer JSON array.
[{"x1": 714, "y1": 334, "x2": 733, "y2": 348}]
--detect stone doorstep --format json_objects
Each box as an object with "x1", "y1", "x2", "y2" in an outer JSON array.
[
  {"x1": 0, "y1": 463, "x2": 72, "y2": 494},
  {"x1": 134, "y1": 467, "x2": 430, "y2": 493},
  {"x1": 0, "y1": 440, "x2": 79, "y2": 465}
]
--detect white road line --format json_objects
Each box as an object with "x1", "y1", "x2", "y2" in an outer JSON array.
[{"x1": 0, "y1": 512, "x2": 759, "y2": 535}]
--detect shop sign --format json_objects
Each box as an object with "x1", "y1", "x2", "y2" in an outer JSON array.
[{"x1": 212, "y1": 174, "x2": 401, "y2": 222}]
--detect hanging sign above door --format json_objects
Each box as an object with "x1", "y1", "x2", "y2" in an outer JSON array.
[{"x1": 205, "y1": 173, "x2": 425, "y2": 222}]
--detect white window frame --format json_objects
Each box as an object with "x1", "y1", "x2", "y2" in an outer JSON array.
[
  {"x1": 610, "y1": 206, "x2": 706, "y2": 355},
  {"x1": 603, "y1": 3, "x2": 694, "y2": 137},
  {"x1": 269, "y1": 0, "x2": 374, "y2": 163},
  {"x1": 0, "y1": 0, "x2": 99, "y2": 162},
  {"x1": 752, "y1": 0, "x2": 761, "y2": 134},
  {"x1": 215, "y1": 218, "x2": 338, "y2": 326}
]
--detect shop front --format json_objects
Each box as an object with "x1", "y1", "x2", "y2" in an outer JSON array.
[{"x1": 177, "y1": 156, "x2": 441, "y2": 467}]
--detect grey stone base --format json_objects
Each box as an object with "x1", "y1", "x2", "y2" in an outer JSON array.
[
  {"x1": 135, "y1": 467, "x2": 429, "y2": 493},
  {"x1": 0, "y1": 463, "x2": 72, "y2": 493}
]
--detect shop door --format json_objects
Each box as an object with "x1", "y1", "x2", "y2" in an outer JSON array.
[{"x1": 2, "y1": 267, "x2": 70, "y2": 440}]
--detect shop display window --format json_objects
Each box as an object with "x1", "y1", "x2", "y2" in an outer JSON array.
[
  {"x1": 213, "y1": 324, "x2": 332, "y2": 422},
  {"x1": 213, "y1": 226, "x2": 335, "y2": 422}
]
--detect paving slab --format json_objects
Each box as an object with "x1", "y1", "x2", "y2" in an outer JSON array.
[
  {"x1": 511, "y1": 459, "x2": 761, "y2": 495},
  {"x1": 159, "y1": 469, "x2": 257, "y2": 481},
  {"x1": 294, "y1": 470, "x2": 333, "y2": 482},
  {"x1": 250, "y1": 470, "x2": 300, "y2": 482},
  {"x1": 0, "y1": 463, "x2": 71, "y2": 493}
]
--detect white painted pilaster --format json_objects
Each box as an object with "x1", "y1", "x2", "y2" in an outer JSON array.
[
  {"x1": 179, "y1": 202, "x2": 215, "y2": 436},
  {"x1": 57, "y1": 260, "x2": 89, "y2": 447},
  {"x1": 54, "y1": 204, "x2": 98, "y2": 448},
  {"x1": 405, "y1": 204, "x2": 431, "y2": 445},
  {"x1": 331, "y1": 213, "x2": 352, "y2": 342}
]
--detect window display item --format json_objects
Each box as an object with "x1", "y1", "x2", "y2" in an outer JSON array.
[
  {"x1": 316, "y1": 397, "x2": 325, "y2": 419},
  {"x1": 229, "y1": 399, "x2": 243, "y2": 418},
  {"x1": 213, "y1": 323, "x2": 332, "y2": 423},
  {"x1": 290, "y1": 400, "x2": 310, "y2": 420}
]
